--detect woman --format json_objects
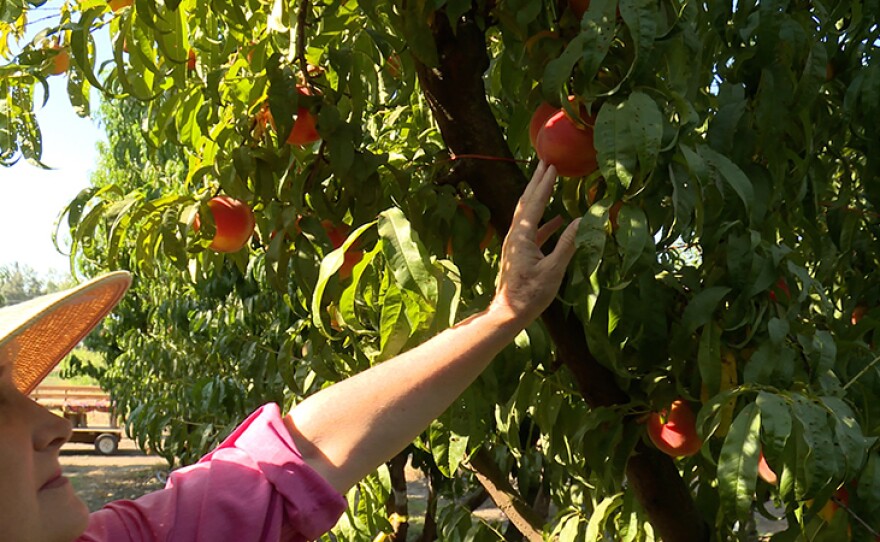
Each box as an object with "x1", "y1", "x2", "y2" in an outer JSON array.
[{"x1": 0, "y1": 162, "x2": 580, "y2": 542}]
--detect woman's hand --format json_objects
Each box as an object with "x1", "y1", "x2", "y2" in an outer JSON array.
[
  {"x1": 286, "y1": 160, "x2": 581, "y2": 494},
  {"x1": 491, "y1": 161, "x2": 581, "y2": 326}
]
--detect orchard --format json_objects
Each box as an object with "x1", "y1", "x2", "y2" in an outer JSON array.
[{"x1": 2, "y1": 1, "x2": 880, "y2": 541}]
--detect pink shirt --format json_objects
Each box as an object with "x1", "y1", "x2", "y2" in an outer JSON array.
[{"x1": 77, "y1": 403, "x2": 346, "y2": 542}]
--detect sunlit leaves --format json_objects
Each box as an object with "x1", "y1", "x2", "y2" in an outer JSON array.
[{"x1": 5, "y1": 0, "x2": 880, "y2": 539}]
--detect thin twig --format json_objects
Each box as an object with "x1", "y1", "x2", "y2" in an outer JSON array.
[
  {"x1": 295, "y1": 0, "x2": 312, "y2": 87},
  {"x1": 842, "y1": 352, "x2": 880, "y2": 391}
]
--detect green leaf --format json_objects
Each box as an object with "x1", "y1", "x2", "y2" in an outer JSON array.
[
  {"x1": 618, "y1": 0, "x2": 657, "y2": 70},
  {"x1": 682, "y1": 286, "x2": 731, "y2": 334},
  {"x1": 698, "y1": 322, "x2": 722, "y2": 396},
  {"x1": 595, "y1": 92, "x2": 663, "y2": 189},
  {"x1": 856, "y1": 453, "x2": 880, "y2": 513},
  {"x1": 791, "y1": 395, "x2": 840, "y2": 494},
  {"x1": 69, "y1": 7, "x2": 107, "y2": 92},
  {"x1": 616, "y1": 203, "x2": 648, "y2": 275},
  {"x1": 822, "y1": 396, "x2": 870, "y2": 479},
  {"x1": 311, "y1": 221, "x2": 376, "y2": 337},
  {"x1": 586, "y1": 493, "x2": 624, "y2": 541},
  {"x1": 378, "y1": 283, "x2": 411, "y2": 361},
  {"x1": 756, "y1": 391, "x2": 791, "y2": 461},
  {"x1": 767, "y1": 317, "x2": 789, "y2": 345},
  {"x1": 718, "y1": 403, "x2": 761, "y2": 521},
  {"x1": 700, "y1": 146, "x2": 754, "y2": 219},
  {"x1": 577, "y1": 198, "x2": 610, "y2": 278},
  {"x1": 378, "y1": 207, "x2": 438, "y2": 304},
  {"x1": 543, "y1": 0, "x2": 617, "y2": 95},
  {"x1": 402, "y1": 0, "x2": 438, "y2": 67}
]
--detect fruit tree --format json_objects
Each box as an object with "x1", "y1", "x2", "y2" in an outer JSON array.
[{"x1": 3, "y1": 1, "x2": 880, "y2": 540}]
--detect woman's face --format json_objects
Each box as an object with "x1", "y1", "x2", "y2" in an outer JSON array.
[{"x1": 0, "y1": 350, "x2": 90, "y2": 542}]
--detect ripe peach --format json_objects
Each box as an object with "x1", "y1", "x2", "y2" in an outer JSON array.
[
  {"x1": 609, "y1": 201, "x2": 622, "y2": 232},
  {"x1": 569, "y1": 0, "x2": 591, "y2": 19},
  {"x1": 647, "y1": 399, "x2": 702, "y2": 458},
  {"x1": 193, "y1": 196, "x2": 255, "y2": 253},
  {"x1": 108, "y1": 0, "x2": 132, "y2": 12},
  {"x1": 757, "y1": 450, "x2": 778, "y2": 485},
  {"x1": 535, "y1": 107, "x2": 598, "y2": 178},
  {"x1": 322, "y1": 220, "x2": 363, "y2": 279},
  {"x1": 287, "y1": 85, "x2": 320, "y2": 146},
  {"x1": 186, "y1": 49, "x2": 196, "y2": 71},
  {"x1": 769, "y1": 278, "x2": 791, "y2": 303},
  {"x1": 852, "y1": 305, "x2": 867, "y2": 325},
  {"x1": 528, "y1": 102, "x2": 558, "y2": 147},
  {"x1": 48, "y1": 46, "x2": 69, "y2": 76}
]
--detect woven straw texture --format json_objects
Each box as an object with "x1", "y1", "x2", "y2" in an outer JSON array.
[{"x1": 0, "y1": 272, "x2": 131, "y2": 394}]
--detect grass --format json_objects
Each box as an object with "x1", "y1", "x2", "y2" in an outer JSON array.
[{"x1": 41, "y1": 347, "x2": 104, "y2": 387}]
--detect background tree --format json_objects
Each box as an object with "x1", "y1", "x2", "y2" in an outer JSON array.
[
  {"x1": 0, "y1": 263, "x2": 73, "y2": 306},
  {"x1": 3, "y1": 1, "x2": 880, "y2": 540}
]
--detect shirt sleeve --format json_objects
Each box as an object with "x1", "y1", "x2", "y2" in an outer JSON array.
[{"x1": 78, "y1": 403, "x2": 347, "y2": 542}]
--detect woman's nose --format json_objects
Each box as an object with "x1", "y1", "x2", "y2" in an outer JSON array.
[{"x1": 30, "y1": 397, "x2": 73, "y2": 451}]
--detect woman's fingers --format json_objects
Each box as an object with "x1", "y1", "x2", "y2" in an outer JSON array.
[
  {"x1": 512, "y1": 162, "x2": 558, "y2": 237},
  {"x1": 535, "y1": 215, "x2": 564, "y2": 248},
  {"x1": 542, "y1": 218, "x2": 581, "y2": 274}
]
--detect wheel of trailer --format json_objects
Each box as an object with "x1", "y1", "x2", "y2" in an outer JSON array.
[{"x1": 95, "y1": 433, "x2": 119, "y2": 455}]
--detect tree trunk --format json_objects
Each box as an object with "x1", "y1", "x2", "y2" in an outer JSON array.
[
  {"x1": 417, "y1": 469, "x2": 439, "y2": 542},
  {"x1": 386, "y1": 451, "x2": 410, "y2": 541},
  {"x1": 414, "y1": 8, "x2": 710, "y2": 542}
]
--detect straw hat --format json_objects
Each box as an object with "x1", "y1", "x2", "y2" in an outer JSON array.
[{"x1": 0, "y1": 271, "x2": 131, "y2": 394}]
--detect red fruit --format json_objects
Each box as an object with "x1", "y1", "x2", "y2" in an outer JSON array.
[
  {"x1": 587, "y1": 182, "x2": 601, "y2": 206},
  {"x1": 321, "y1": 220, "x2": 363, "y2": 279},
  {"x1": 385, "y1": 53, "x2": 402, "y2": 78},
  {"x1": 529, "y1": 102, "x2": 558, "y2": 147},
  {"x1": 287, "y1": 85, "x2": 320, "y2": 146},
  {"x1": 852, "y1": 305, "x2": 867, "y2": 325},
  {"x1": 758, "y1": 450, "x2": 778, "y2": 485},
  {"x1": 818, "y1": 486, "x2": 849, "y2": 523},
  {"x1": 647, "y1": 399, "x2": 702, "y2": 458},
  {"x1": 609, "y1": 201, "x2": 622, "y2": 232},
  {"x1": 535, "y1": 108, "x2": 598, "y2": 178},
  {"x1": 108, "y1": 0, "x2": 132, "y2": 12},
  {"x1": 48, "y1": 46, "x2": 69, "y2": 76},
  {"x1": 769, "y1": 278, "x2": 791, "y2": 303},
  {"x1": 193, "y1": 196, "x2": 255, "y2": 253},
  {"x1": 569, "y1": 0, "x2": 591, "y2": 19},
  {"x1": 186, "y1": 49, "x2": 196, "y2": 71}
]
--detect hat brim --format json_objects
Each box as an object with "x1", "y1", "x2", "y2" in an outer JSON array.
[{"x1": 0, "y1": 271, "x2": 131, "y2": 394}]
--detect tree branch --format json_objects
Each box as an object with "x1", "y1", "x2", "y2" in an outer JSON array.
[
  {"x1": 464, "y1": 448, "x2": 545, "y2": 542},
  {"x1": 414, "y1": 8, "x2": 709, "y2": 542}
]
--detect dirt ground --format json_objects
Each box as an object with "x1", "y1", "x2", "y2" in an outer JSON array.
[{"x1": 61, "y1": 438, "x2": 168, "y2": 511}]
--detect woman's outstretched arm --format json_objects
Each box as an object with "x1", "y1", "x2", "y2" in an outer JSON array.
[{"x1": 284, "y1": 162, "x2": 581, "y2": 494}]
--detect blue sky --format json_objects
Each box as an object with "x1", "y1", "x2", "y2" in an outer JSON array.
[
  {"x1": 0, "y1": 80, "x2": 103, "y2": 276},
  {"x1": 1, "y1": 3, "x2": 106, "y2": 277}
]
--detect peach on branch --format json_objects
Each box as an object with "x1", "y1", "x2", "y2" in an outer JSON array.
[
  {"x1": 286, "y1": 85, "x2": 320, "y2": 146},
  {"x1": 528, "y1": 102, "x2": 557, "y2": 147},
  {"x1": 193, "y1": 196, "x2": 256, "y2": 253},
  {"x1": 322, "y1": 220, "x2": 363, "y2": 279},
  {"x1": 48, "y1": 46, "x2": 69, "y2": 76},
  {"x1": 646, "y1": 399, "x2": 702, "y2": 458},
  {"x1": 534, "y1": 101, "x2": 598, "y2": 178},
  {"x1": 108, "y1": 0, "x2": 132, "y2": 12}
]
